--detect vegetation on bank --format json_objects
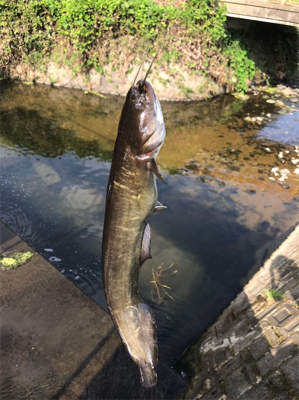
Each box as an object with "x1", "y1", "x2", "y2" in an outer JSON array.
[{"x1": 0, "y1": 0, "x2": 298, "y2": 93}]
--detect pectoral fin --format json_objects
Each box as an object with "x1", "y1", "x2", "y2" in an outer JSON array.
[
  {"x1": 152, "y1": 201, "x2": 167, "y2": 214},
  {"x1": 146, "y1": 159, "x2": 167, "y2": 184},
  {"x1": 140, "y1": 223, "x2": 152, "y2": 265}
]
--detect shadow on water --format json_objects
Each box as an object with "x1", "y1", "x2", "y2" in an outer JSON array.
[
  {"x1": 78, "y1": 346, "x2": 187, "y2": 400},
  {"x1": 1, "y1": 80, "x2": 299, "y2": 381}
]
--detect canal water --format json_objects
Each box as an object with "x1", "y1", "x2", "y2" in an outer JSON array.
[{"x1": 1, "y1": 81, "x2": 299, "y2": 365}]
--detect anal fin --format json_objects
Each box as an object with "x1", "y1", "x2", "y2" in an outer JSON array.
[{"x1": 141, "y1": 223, "x2": 152, "y2": 266}]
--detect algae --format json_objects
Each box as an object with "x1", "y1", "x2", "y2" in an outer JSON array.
[{"x1": 0, "y1": 251, "x2": 34, "y2": 270}]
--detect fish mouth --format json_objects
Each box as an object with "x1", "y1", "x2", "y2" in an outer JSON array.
[
  {"x1": 131, "y1": 80, "x2": 155, "y2": 109},
  {"x1": 136, "y1": 141, "x2": 163, "y2": 160}
]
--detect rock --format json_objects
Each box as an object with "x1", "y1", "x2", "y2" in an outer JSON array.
[
  {"x1": 275, "y1": 100, "x2": 285, "y2": 108},
  {"x1": 233, "y1": 92, "x2": 249, "y2": 101},
  {"x1": 244, "y1": 116, "x2": 251, "y2": 122},
  {"x1": 266, "y1": 113, "x2": 271, "y2": 118},
  {"x1": 185, "y1": 162, "x2": 200, "y2": 171},
  {"x1": 258, "y1": 85, "x2": 268, "y2": 91},
  {"x1": 278, "y1": 152, "x2": 284, "y2": 159},
  {"x1": 271, "y1": 167, "x2": 279, "y2": 172},
  {"x1": 268, "y1": 177, "x2": 276, "y2": 182},
  {"x1": 291, "y1": 159, "x2": 299, "y2": 165},
  {"x1": 265, "y1": 87, "x2": 277, "y2": 95},
  {"x1": 280, "y1": 87, "x2": 293, "y2": 97},
  {"x1": 264, "y1": 147, "x2": 272, "y2": 153},
  {"x1": 294, "y1": 168, "x2": 299, "y2": 175},
  {"x1": 256, "y1": 116, "x2": 264, "y2": 122},
  {"x1": 278, "y1": 168, "x2": 290, "y2": 182},
  {"x1": 279, "y1": 182, "x2": 290, "y2": 189},
  {"x1": 290, "y1": 98, "x2": 298, "y2": 103},
  {"x1": 266, "y1": 99, "x2": 275, "y2": 104}
]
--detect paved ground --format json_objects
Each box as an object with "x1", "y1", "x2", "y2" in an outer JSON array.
[
  {"x1": 0, "y1": 221, "x2": 186, "y2": 399},
  {"x1": 181, "y1": 225, "x2": 299, "y2": 399}
]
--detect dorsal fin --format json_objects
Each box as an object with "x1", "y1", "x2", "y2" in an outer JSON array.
[{"x1": 146, "y1": 159, "x2": 167, "y2": 184}]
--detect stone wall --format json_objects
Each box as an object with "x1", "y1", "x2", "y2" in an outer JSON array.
[{"x1": 180, "y1": 225, "x2": 299, "y2": 399}]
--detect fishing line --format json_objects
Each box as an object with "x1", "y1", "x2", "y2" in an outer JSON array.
[
  {"x1": 132, "y1": 0, "x2": 151, "y2": 86},
  {"x1": 142, "y1": 0, "x2": 151, "y2": 79},
  {"x1": 133, "y1": 0, "x2": 167, "y2": 86},
  {"x1": 143, "y1": 34, "x2": 167, "y2": 83}
]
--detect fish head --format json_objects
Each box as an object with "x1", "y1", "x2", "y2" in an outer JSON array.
[{"x1": 120, "y1": 80, "x2": 166, "y2": 161}]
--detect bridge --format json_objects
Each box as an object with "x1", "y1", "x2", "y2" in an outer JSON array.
[{"x1": 223, "y1": 0, "x2": 299, "y2": 27}]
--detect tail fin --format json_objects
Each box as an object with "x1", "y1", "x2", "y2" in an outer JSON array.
[
  {"x1": 114, "y1": 302, "x2": 158, "y2": 387},
  {"x1": 139, "y1": 358, "x2": 157, "y2": 387}
]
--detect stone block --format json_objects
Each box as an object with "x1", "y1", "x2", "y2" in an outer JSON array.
[
  {"x1": 224, "y1": 318, "x2": 252, "y2": 344},
  {"x1": 280, "y1": 351, "x2": 299, "y2": 392},
  {"x1": 242, "y1": 382, "x2": 273, "y2": 399},
  {"x1": 249, "y1": 335, "x2": 270, "y2": 360},
  {"x1": 201, "y1": 382, "x2": 226, "y2": 400},
  {"x1": 213, "y1": 348, "x2": 227, "y2": 369},
  {"x1": 208, "y1": 353, "x2": 243, "y2": 389},
  {"x1": 264, "y1": 327, "x2": 280, "y2": 347},
  {"x1": 231, "y1": 292, "x2": 250, "y2": 318},
  {"x1": 230, "y1": 330, "x2": 257, "y2": 355},
  {"x1": 291, "y1": 331, "x2": 299, "y2": 345},
  {"x1": 257, "y1": 336, "x2": 298, "y2": 376},
  {"x1": 266, "y1": 370, "x2": 289, "y2": 394},
  {"x1": 267, "y1": 304, "x2": 297, "y2": 327},
  {"x1": 259, "y1": 320, "x2": 270, "y2": 331},
  {"x1": 277, "y1": 314, "x2": 299, "y2": 335},
  {"x1": 254, "y1": 302, "x2": 277, "y2": 321},
  {"x1": 214, "y1": 310, "x2": 236, "y2": 333},
  {"x1": 225, "y1": 366, "x2": 252, "y2": 398},
  {"x1": 287, "y1": 284, "x2": 299, "y2": 304}
]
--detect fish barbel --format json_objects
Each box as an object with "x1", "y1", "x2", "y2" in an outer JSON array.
[{"x1": 102, "y1": 79, "x2": 167, "y2": 387}]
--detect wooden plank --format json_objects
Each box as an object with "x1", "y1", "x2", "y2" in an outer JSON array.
[
  {"x1": 226, "y1": 13, "x2": 299, "y2": 26},
  {"x1": 221, "y1": 0, "x2": 299, "y2": 27}
]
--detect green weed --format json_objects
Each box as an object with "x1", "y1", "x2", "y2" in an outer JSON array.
[
  {"x1": 0, "y1": 251, "x2": 34, "y2": 270},
  {"x1": 265, "y1": 288, "x2": 285, "y2": 301}
]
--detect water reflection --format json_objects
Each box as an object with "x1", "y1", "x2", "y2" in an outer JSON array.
[{"x1": 0, "y1": 81, "x2": 299, "y2": 365}]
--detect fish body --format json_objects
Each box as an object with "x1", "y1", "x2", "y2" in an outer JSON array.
[{"x1": 102, "y1": 80, "x2": 166, "y2": 387}]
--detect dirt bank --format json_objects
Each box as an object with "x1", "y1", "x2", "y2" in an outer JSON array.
[{"x1": 2, "y1": 60, "x2": 226, "y2": 102}]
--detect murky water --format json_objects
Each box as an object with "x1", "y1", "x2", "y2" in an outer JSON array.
[{"x1": 1, "y1": 81, "x2": 299, "y2": 366}]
